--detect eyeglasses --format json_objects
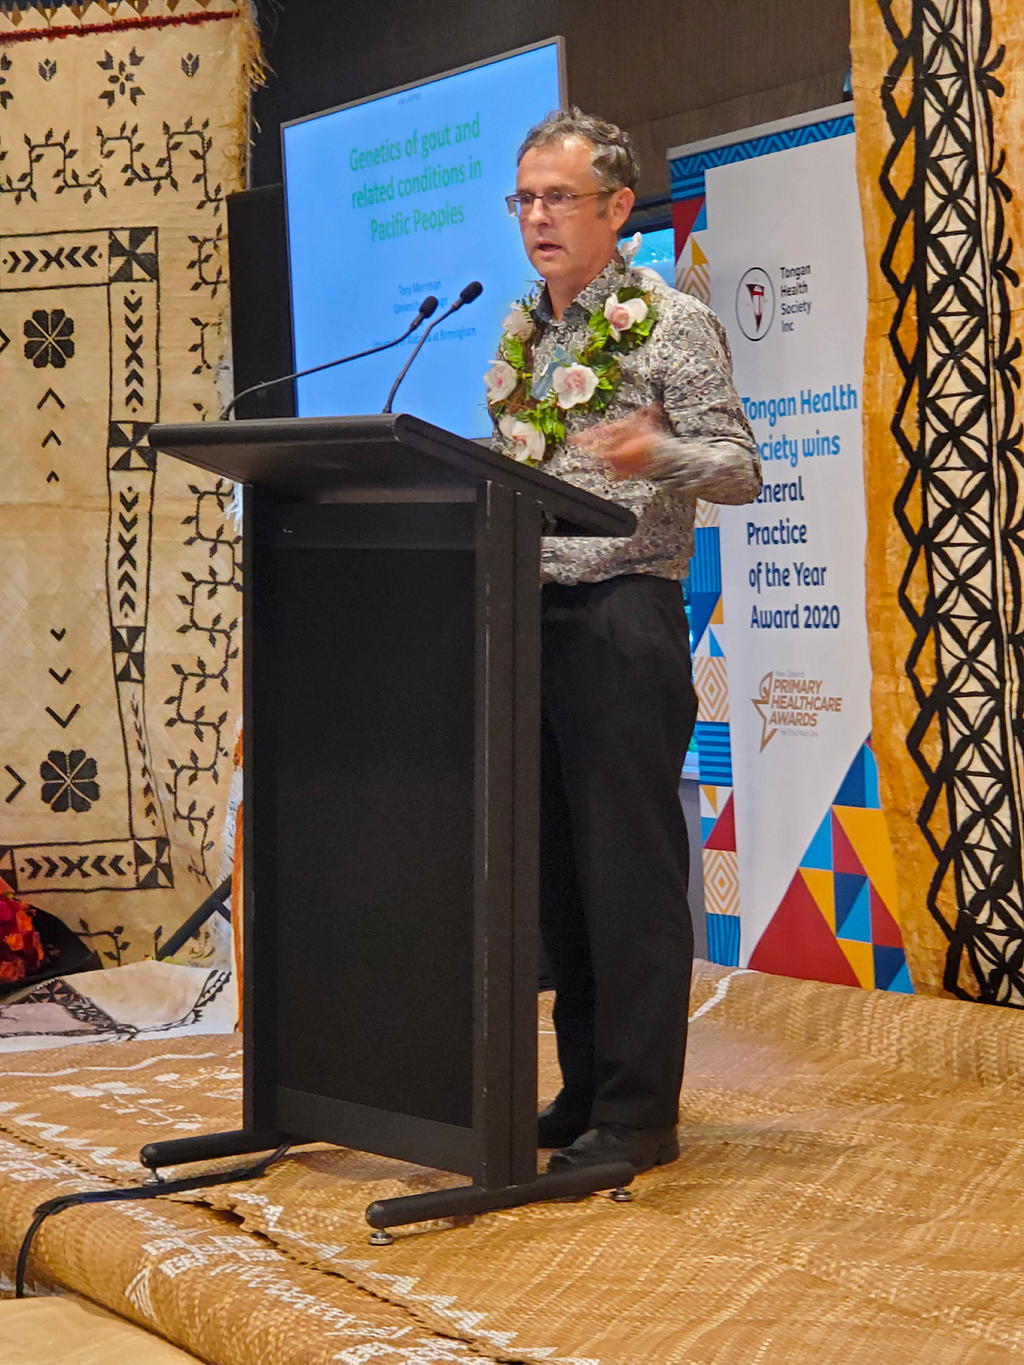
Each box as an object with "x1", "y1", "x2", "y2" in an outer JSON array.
[{"x1": 505, "y1": 189, "x2": 610, "y2": 218}]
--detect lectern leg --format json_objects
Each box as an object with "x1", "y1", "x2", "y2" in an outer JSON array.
[
  {"x1": 364, "y1": 1161, "x2": 635, "y2": 1240},
  {"x1": 140, "y1": 1129, "x2": 284, "y2": 1179}
]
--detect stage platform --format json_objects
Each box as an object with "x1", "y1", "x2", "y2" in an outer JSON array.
[
  {"x1": 1, "y1": 960, "x2": 1023, "y2": 1364},
  {"x1": 4, "y1": 1297, "x2": 205, "y2": 1363}
]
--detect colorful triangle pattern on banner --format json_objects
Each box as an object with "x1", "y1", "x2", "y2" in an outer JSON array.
[
  {"x1": 688, "y1": 517, "x2": 743, "y2": 969},
  {"x1": 748, "y1": 740, "x2": 913, "y2": 992},
  {"x1": 704, "y1": 792, "x2": 735, "y2": 851}
]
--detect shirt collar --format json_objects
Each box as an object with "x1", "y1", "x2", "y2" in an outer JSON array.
[{"x1": 531, "y1": 253, "x2": 631, "y2": 329}]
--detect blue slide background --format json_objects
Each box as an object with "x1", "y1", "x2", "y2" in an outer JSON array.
[{"x1": 283, "y1": 45, "x2": 561, "y2": 437}]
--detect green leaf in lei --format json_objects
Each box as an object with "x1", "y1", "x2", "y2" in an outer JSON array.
[
  {"x1": 501, "y1": 334, "x2": 526, "y2": 370},
  {"x1": 590, "y1": 363, "x2": 621, "y2": 413},
  {"x1": 523, "y1": 404, "x2": 566, "y2": 446},
  {"x1": 589, "y1": 350, "x2": 619, "y2": 377},
  {"x1": 626, "y1": 314, "x2": 656, "y2": 345}
]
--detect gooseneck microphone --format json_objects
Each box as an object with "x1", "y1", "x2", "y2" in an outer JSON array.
[
  {"x1": 219, "y1": 294, "x2": 439, "y2": 420},
  {"x1": 382, "y1": 280, "x2": 483, "y2": 415}
]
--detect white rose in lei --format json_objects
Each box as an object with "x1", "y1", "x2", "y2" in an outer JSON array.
[
  {"x1": 484, "y1": 360, "x2": 517, "y2": 404},
  {"x1": 502, "y1": 303, "x2": 534, "y2": 341},
  {"x1": 603, "y1": 293, "x2": 649, "y2": 340},
  {"x1": 499, "y1": 414, "x2": 546, "y2": 462},
  {"x1": 551, "y1": 363, "x2": 599, "y2": 410}
]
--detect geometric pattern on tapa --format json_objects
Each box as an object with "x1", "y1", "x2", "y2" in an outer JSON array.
[
  {"x1": 0, "y1": 1, "x2": 253, "y2": 959},
  {"x1": 865, "y1": 0, "x2": 1024, "y2": 1004}
]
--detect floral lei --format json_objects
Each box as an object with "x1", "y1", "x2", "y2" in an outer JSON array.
[{"x1": 484, "y1": 279, "x2": 659, "y2": 465}]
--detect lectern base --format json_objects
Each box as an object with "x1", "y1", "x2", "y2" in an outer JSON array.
[
  {"x1": 139, "y1": 1129, "x2": 285, "y2": 1179},
  {"x1": 138, "y1": 1131, "x2": 634, "y2": 1242},
  {"x1": 364, "y1": 1161, "x2": 635, "y2": 1238}
]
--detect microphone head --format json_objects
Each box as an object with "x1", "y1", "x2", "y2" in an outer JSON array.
[
  {"x1": 418, "y1": 295, "x2": 439, "y2": 319},
  {"x1": 459, "y1": 280, "x2": 483, "y2": 305}
]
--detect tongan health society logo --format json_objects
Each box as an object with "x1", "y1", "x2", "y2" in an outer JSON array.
[
  {"x1": 736, "y1": 267, "x2": 775, "y2": 341},
  {"x1": 752, "y1": 670, "x2": 843, "y2": 751}
]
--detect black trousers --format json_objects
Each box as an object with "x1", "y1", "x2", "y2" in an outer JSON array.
[{"x1": 540, "y1": 574, "x2": 697, "y2": 1131}]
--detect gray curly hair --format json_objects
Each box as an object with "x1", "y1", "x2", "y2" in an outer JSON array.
[{"x1": 517, "y1": 107, "x2": 640, "y2": 194}]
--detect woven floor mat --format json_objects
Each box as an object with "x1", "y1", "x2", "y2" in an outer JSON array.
[
  {"x1": 0, "y1": 1129, "x2": 475, "y2": 1365},
  {"x1": 1, "y1": 963, "x2": 1023, "y2": 1363}
]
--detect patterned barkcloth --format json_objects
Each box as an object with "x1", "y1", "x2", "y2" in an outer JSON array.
[
  {"x1": 1, "y1": 962, "x2": 1024, "y2": 1363},
  {"x1": 851, "y1": 1, "x2": 1024, "y2": 1003},
  {"x1": 0, "y1": 1, "x2": 258, "y2": 965},
  {"x1": 0, "y1": 959, "x2": 235, "y2": 1051}
]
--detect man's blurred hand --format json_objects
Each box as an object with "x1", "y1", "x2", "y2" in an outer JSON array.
[{"x1": 569, "y1": 405, "x2": 665, "y2": 478}]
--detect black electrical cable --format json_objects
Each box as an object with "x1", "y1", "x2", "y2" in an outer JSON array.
[{"x1": 15, "y1": 1141, "x2": 292, "y2": 1298}]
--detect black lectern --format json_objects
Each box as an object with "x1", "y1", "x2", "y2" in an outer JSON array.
[{"x1": 141, "y1": 415, "x2": 638, "y2": 1237}]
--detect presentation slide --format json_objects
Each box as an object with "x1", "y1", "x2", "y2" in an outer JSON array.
[{"x1": 282, "y1": 43, "x2": 562, "y2": 437}]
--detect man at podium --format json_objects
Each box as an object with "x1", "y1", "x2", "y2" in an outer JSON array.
[{"x1": 488, "y1": 109, "x2": 761, "y2": 1175}]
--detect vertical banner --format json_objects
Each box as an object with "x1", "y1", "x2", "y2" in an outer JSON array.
[{"x1": 669, "y1": 110, "x2": 911, "y2": 993}]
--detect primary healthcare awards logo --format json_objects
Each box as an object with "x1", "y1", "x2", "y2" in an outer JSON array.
[
  {"x1": 736, "y1": 267, "x2": 775, "y2": 341},
  {"x1": 753, "y1": 671, "x2": 844, "y2": 751}
]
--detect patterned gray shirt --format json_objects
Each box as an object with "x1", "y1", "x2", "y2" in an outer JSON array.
[{"x1": 491, "y1": 255, "x2": 762, "y2": 584}]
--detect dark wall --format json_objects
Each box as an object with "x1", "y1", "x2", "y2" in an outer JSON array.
[{"x1": 252, "y1": 0, "x2": 851, "y2": 198}]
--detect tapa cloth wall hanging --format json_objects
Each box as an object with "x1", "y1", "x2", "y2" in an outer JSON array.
[
  {"x1": 851, "y1": 0, "x2": 1024, "y2": 1003},
  {"x1": 0, "y1": 0, "x2": 260, "y2": 963}
]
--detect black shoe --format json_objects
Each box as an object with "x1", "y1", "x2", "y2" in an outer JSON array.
[
  {"x1": 537, "y1": 1101, "x2": 590, "y2": 1149},
  {"x1": 546, "y1": 1123, "x2": 679, "y2": 1175}
]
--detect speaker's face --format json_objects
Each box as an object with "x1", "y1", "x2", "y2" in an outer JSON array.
[{"x1": 515, "y1": 139, "x2": 632, "y2": 306}]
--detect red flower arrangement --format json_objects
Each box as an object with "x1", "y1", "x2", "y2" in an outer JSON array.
[{"x1": 0, "y1": 890, "x2": 47, "y2": 984}]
